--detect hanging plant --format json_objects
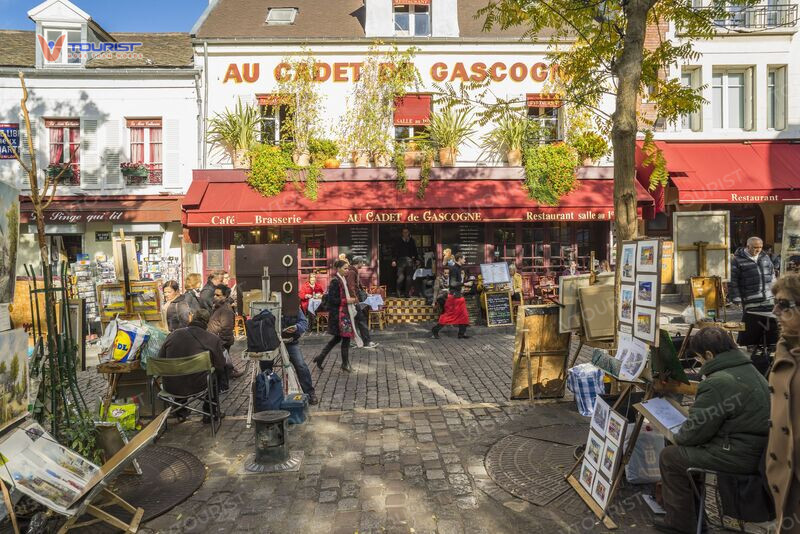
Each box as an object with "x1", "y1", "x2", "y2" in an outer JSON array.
[
  {"x1": 416, "y1": 146, "x2": 434, "y2": 200},
  {"x1": 247, "y1": 144, "x2": 296, "y2": 197},
  {"x1": 393, "y1": 142, "x2": 408, "y2": 191},
  {"x1": 523, "y1": 142, "x2": 579, "y2": 205}
]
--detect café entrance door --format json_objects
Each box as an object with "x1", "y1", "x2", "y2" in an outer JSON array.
[{"x1": 378, "y1": 224, "x2": 434, "y2": 296}]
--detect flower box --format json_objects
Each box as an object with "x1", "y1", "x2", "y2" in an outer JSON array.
[
  {"x1": 120, "y1": 163, "x2": 150, "y2": 177},
  {"x1": 46, "y1": 164, "x2": 74, "y2": 181}
]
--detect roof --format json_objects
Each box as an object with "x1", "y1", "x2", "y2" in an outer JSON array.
[
  {"x1": 0, "y1": 30, "x2": 193, "y2": 69},
  {"x1": 193, "y1": 0, "x2": 536, "y2": 40},
  {"x1": 182, "y1": 169, "x2": 654, "y2": 227},
  {"x1": 639, "y1": 140, "x2": 800, "y2": 204}
]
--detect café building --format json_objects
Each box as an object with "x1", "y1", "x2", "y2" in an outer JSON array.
[{"x1": 186, "y1": 0, "x2": 655, "y2": 294}]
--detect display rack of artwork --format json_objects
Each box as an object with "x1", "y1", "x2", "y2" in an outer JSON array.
[{"x1": 619, "y1": 239, "x2": 662, "y2": 347}]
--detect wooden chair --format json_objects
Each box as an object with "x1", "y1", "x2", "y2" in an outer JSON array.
[
  {"x1": 536, "y1": 275, "x2": 558, "y2": 302},
  {"x1": 520, "y1": 273, "x2": 538, "y2": 304},
  {"x1": 367, "y1": 286, "x2": 387, "y2": 330},
  {"x1": 315, "y1": 311, "x2": 329, "y2": 333}
]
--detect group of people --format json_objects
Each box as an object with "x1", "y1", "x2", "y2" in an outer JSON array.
[{"x1": 656, "y1": 236, "x2": 799, "y2": 534}]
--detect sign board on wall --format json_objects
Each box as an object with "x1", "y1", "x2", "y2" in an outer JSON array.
[
  {"x1": 781, "y1": 205, "x2": 800, "y2": 274},
  {"x1": 95, "y1": 232, "x2": 111, "y2": 242},
  {"x1": 0, "y1": 123, "x2": 19, "y2": 160}
]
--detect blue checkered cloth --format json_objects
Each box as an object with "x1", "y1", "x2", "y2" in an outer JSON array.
[{"x1": 566, "y1": 363, "x2": 605, "y2": 417}]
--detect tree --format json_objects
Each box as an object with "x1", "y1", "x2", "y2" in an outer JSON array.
[{"x1": 477, "y1": 0, "x2": 753, "y2": 244}]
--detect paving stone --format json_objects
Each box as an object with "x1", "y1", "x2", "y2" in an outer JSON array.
[
  {"x1": 319, "y1": 490, "x2": 338, "y2": 503},
  {"x1": 338, "y1": 498, "x2": 360, "y2": 512},
  {"x1": 426, "y1": 469, "x2": 446, "y2": 480}
]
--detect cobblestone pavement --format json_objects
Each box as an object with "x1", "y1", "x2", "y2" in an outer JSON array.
[{"x1": 79, "y1": 326, "x2": 669, "y2": 533}]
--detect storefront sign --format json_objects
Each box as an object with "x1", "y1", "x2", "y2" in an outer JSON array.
[
  {"x1": 28, "y1": 211, "x2": 124, "y2": 224},
  {"x1": 0, "y1": 123, "x2": 19, "y2": 160},
  {"x1": 223, "y1": 61, "x2": 555, "y2": 85},
  {"x1": 95, "y1": 231, "x2": 111, "y2": 242}
]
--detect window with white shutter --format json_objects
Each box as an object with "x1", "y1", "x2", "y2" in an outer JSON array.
[
  {"x1": 79, "y1": 118, "x2": 99, "y2": 189},
  {"x1": 103, "y1": 119, "x2": 121, "y2": 187},
  {"x1": 163, "y1": 119, "x2": 180, "y2": 189}
]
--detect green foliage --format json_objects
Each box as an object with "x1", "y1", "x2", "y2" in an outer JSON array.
[
  {"x1": 569, "y1": 131, "x2": 608, "y2": 162},
  {"x1": 341, "y1": 43, "x2": 421, "y2": 158},
  {"x1": 393, "y1": 143, "x2": 408, "y2": 192},
  {"x1": 59, "y1": 410, "x2": 103, "y2": 465},
  {"x1": 304, "y1": 162, "x2": 321, "y2": 201},
  {"x1": 247, "y1": 144, "x2": 295, "y2": 197},
  {"x1": 641, "y1": 130, "x2": 669, "y2": 190},
  {"x1": 206, "y1": 98, "x2": 260, "y2": 162},
  {"x1": 481, "y1": 115, "x2": 529, "y2": 160},
  {"x1": 417, "y1": 146, "x2": 434, "y2": 200},
  {"x1": 523, "y1": 143, "x2": 579, "y2": 205},
  {"x1": 308, "y1": 138, "x2": 339, "y2": 163},
  {"x1": 426, "y1": 107, "x2": 475, "y2": 151},
  {"x1": 276, "y1": 51, "x2": 324, "y2": 154}
]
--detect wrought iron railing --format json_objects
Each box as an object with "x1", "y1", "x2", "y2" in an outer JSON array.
[
  {"x1": 696, "y1": 3, "x2": 798, "y2": 30},
  {"x1": 123, "y1": 163, "x2": 163, "y2": 186}
]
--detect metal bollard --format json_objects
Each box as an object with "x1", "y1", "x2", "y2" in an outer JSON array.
[{"x1": 244, "y1": 410, "x2": 303, "y2": 473}]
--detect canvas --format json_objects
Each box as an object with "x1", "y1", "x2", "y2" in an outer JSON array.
[
  {"x1": 579, "y1": 459, "x2": 596, "y2": 494},
  {"x1": 619, "y1": 284, "x2": 634, "y2": 324},
  {"x1": 606, "y1": 410, "x2": 627, "y2": 447},
  {"x1": 600, "y1": 441, "x2": 620, "y2": 480},
  {"x1": 634, "y1": 306, "x2": 658, "y2": 345},
  {"x1": 0, "y1": 329, "x2": 29, "y2": 431},
  {"x1": 0, "y1": 182, "x2": 19, "y2": 304},
  {"x1": 621, "y1": 242, "x2": 636, "y2": 283},
  {"x1": 558, "y1": 272, "x2": 613, "y2": 334},
  {"x1": 585, "y1": 430, "x2": 604, "y2": 469},
  {"x1": 579, "y1": 284, "x2": 615, "y2": 341},
  {"x1": 673, "y1": 211, "x2": 730, "y2": 282},
  {"x1": 592, "y1": 472, "x2": 612, "y2": 509},
  {"x1": 636, "y1": 240, "x2": 660, "y2": 273}
]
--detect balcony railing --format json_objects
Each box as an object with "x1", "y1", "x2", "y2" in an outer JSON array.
[
  {"x1": 696, "y1": 3, "x2": 799, "y2": 30},
  {"x1": 121, "y1": 163, "x2": 162, "y2": 186}
]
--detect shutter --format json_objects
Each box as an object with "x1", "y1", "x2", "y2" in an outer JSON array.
[
  {"x1": 690, "y1": 70, "x2": 701, "y2": 132},
  {"x1": 80, "y1": 118, "x2": 100, "y2": 189},
  {"x1": 744, "y1": 67, "x2": 754, "y2": 131},
  {"x1": 163, "y1": 118, "x2": 180, "y2": 189},
  {"x1": 103, "y1": 119, "x2": 121, "y2": 187},
  {"x1": 776, "y1": 67, "x2": 787, "y2": 131},
  {"x1": 17, "y1": 116, "x2": 37, "y2": 191}
]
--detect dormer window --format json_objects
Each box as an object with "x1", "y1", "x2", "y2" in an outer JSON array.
[
  {"x1": 393, "y1": 1, "x2": 431, "y2": 37},
  {"x1": 266, "y1": 7, "x2": 298, "y2": 25},
  {"x1": 40, "y1": 28, "x2": 82, "y2": 66}
]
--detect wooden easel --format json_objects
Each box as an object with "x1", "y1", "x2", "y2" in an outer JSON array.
[{"x1": 58, "y1": 486, "x2": 143, "y2": 533}]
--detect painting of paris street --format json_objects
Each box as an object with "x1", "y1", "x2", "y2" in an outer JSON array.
[
  {"x1": 0, "y1": 181, "x2": 19, "y2": 304},
  {"x1": 0, "y1": 329, "x2": 29, "y2": 431}
]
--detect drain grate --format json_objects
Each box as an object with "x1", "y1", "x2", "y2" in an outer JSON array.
[
  {"x1": 485, "y1": 434, "x2": 575, "y2": 506},
  {"x1": 517, "y1": 424, "x2": 588, "y2": 447}
]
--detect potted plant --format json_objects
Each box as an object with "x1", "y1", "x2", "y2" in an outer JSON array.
[
  {"x1": 309, "y1": 138, "x2": 340, "y2": 168},
  {"x1": 120, "y1": 162, "x2": 149, "y2": 177},
  {"x1": 427, "y1": 107, "x2": 475, "y2": 167},
  {"x1": 46, "y1": 163, "x2": 74, "y2": 182},
  {"x1": 570, "y1": 131, "x2": 609, "y2": 166},
  {"x1": 206, "y1": 99, "x2": 259, "y2": 169},
  {"x1": 247, "y1": 144, "x2": 296, "y2": 197},
  {"x1": 522, "y1": 142, "x2": 579, "y2": 205},
  {"x1": 481, "y1": 116, "x2": 529, "y2": 166}
]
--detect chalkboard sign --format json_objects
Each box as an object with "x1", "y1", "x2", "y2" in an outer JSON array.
[
  {"x1": 338, "y1": 225, "x2": 372, "y2": 262},
  {"x1": 485, "y1": 290, "x2": 513, "y2": 327}
]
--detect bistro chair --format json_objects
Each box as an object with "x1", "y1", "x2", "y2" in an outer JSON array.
[
  {"x1": 315, "y1": 311, "x2": 329, "y2": 333},
  {"x1": 520, "y1": 273, "x2": 538, "y2": 304},
  {"x1": 367, "y1": 286, "x2": 387, "y2": 330},
  {"x1": 536, "y1": 275, "x2": 558, "y2": 302},
  {"x1": 146, "y1": 351, "x2": 221, "y2": 437}
]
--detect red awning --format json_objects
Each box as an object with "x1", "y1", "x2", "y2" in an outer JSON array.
[
  {"x1": 640, "y1": 141, "x2": 800, "y2": 204},
  {"x1": 20, "y1": 196, "x2": 182, "y2": 224},
  {"x1": 183, "y1": 171, "x2": 654, "y2": 227},
  {"x1": 394, "y1": 94, "x2": 432, "y2": 126}
]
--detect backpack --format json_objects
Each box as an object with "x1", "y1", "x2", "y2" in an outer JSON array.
[
  {"x1": 245, "y1": 309, "x2": 281, "y2": 353},
  {"x1": 253, "y1": 371, "x2": 283, "y2": 412}
]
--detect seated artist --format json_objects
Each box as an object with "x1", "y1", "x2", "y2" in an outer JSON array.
[{"x1": 656, "y1": 326, "x2": 770, "y2": 534}]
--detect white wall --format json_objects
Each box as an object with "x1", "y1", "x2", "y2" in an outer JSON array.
[{"x1": 0, "y1": 72, "x2": 199, "y2": 194}]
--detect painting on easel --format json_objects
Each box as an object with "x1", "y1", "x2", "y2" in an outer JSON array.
[{"x1": 0, "y1": 329, "x2": 28, "y2": 431}]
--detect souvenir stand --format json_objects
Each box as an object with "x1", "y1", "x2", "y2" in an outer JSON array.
[
  {"x1": 96, "y1": 231, "x2": 164, "y2": 418},
  {"x1": 564, "y1": 238, "x2": 694, "y2": 528}
]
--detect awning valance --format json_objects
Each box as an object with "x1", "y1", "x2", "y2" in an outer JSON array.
[
  {"x1": 394, "y1": 94, "x2": 432, "y2": 126},
  {"x1": 20, "y1": 196, "x2": 182, "y2": 225}
]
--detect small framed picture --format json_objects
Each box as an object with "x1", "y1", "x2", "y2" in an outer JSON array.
[
  {"x1": 621, "y1": 242, "x2": 637, "y2": 283},
  {"x1": 635, "y1": 274, "x2": 659, "y2": 308},
  {"x1": 605, "y1": 410, "x2": 627, "y2": 447},
  {"x1": 600, "y1": 441, "x2": 621, "y2": 479},
  {"x1": 585, "y1": 430, "x2": 604, "y2": 469},
  {"x1": 591, "y1": 397, "x2": 611, "y2": 436},
  {"x1": 579, "y1": 459, "x2": 596, "y2": 494},
  {"x1": 619, "y1": 284, "x2": 634, "y2": 324},
  {"x1": 592, "y1": 473, "x2": 612, "y2": 510},
  {"x1": 636, "y1": 240, "x2": 660, "y2": 273},
  {"x1": 634, "y1": 306, "x2": 658, "y2": 345}
]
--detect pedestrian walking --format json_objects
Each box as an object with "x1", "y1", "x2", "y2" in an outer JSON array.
[
  {"x1": 432, "y1": 253, "x2": 472, "y2": 339},
  {"x1": 313, "y1": 260, "x2": 363, "y2": 373}
]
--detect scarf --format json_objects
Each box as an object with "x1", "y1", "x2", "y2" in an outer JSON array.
[{"x1": 337, "y1": 273, "x2": 363, "y2": 347}]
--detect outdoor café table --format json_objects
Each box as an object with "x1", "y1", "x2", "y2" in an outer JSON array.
[
  {"x1": 308, "y1": 298, "x2": 322, "y2": 315},
  {"x1": 364, "y1": 294, "x2": 384, "y2": 311},
  {"x1": 413, "y1": 268, "x2": 433, "y2": 280}
]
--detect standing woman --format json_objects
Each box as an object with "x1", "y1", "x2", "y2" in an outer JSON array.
[
  {"x1": 163, "y1": 280, "x2": 191, "y2": 332},
  {"x1": 183, "y1": 273, "x2": 203, "y2": 313},
  {"x1": 767, "y1": 273, "x2": 800, "y2": 532},
  {"x1": 313, "y1": 260, "x2": 363, "y2": 373}
]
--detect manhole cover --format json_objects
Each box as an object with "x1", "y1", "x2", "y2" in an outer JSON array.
[
  {"x1": 517, "y1": 424, "x2": 588, "y2": 447},
  {"x1": 485, "y1": 434, "x2": 575, "y2": 506}
]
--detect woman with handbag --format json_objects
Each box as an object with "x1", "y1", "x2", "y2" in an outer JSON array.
[{"x1": 313, "y1": 260, "x2": 363, "y2": 373}]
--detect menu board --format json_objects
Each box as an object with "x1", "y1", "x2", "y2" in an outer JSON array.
[
  {"x1": 338, "y1": 225, "x2": 372, "y2": 261},
  {"x1": 481, "y1": 263, "x2": 510, "y2": 285},
  {"x1": 441, "y1": 224, "x2": 483, "y2": 265},
  {"x1": 485, "y1": 291, "x2": 513, "y2": 327}
]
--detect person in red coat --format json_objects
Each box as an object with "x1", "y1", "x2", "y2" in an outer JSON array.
[
  {"x1": 432, "y1": 253, "x2": 473, "y2": 339},
  {"x1": 299, "y1": 272, "x2": 324, "y2": 315}
]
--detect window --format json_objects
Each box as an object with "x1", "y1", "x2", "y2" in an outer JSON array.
[
  {"x1": 767, "y1": 66, "x2": 787, "y2": 130},
  {"x1": 393, "y1": 4, "x2": 431, "y2": 37},
  {"x1": 526, "y1": 93, "x2": 562, "y2": 142},
  {"x1": 258, "y1": 96, "x2": 290, "y2": 145},
  {"x1": 300, "y1": 227, "x2": 328, "y2": 272},
  {"x1": 680, "y1": 69, "x2": 701, "y2": 131},
  {"x1": 42, "y1": 28, "x2": 82, "y2": 65},
  {"x1": 394, "y1": 94, "x2": 431, "y2": 143},
  {"x1": 127, "y1": 118, "x2": 162, "y2": 185},
  {"x1": 45, "y1": 118, "x2": 80, "y2": 185},
  {"x1": 493, "y1": 227, "x2": 517, "y2": 264},
  {"x1": 712, "y1": 69, "x2": 753, "y2": 130},
  {"x1": 266, "y1": 7, "x2": 298, "y2": 25},
  {"x1": 394, "y1": 125, "x2": 427, "y2": 143}
]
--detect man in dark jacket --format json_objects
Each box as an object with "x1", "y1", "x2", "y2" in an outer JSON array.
[
  {"x1": 729, "y1": 237, "x2": 777, "y2": 349},
  {"x1": 156, "y1": 309, "x2": 226, "y2": 423},
  {"x1": 656, "y1": 327, "x2": 770, "y2": 534},
  {"x1": 259, "y1": 308, "x2": 318, "y2": 405},
  {"x1": 207, "y1": 284, "x2": 243, "y2": 382},
  {"x1": 199, "y1": 272, "x2": 222, "y2": 312},
  {"x1": 392, "y1": 227, "x2": 418, "y2": 297}
]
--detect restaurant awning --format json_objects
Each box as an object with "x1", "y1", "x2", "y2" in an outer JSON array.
[
  {"x1": 182, "y1": 169, "x2": 654, "y2": 227},
  {"x1": 20, "y1": 196, "x2": 183, "y2": 224},
  {"x1": 638, "y1": 141, "x2": 800, "y2": 204}
]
